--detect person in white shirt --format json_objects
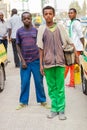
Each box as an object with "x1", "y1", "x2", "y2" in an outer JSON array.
[
  {"x1": 65, "y1": 8, "x2": 84, "y2": 87},
  {"x1": 0, "y1": 11, "x2": 9, "y2": 52},
  {"x1": 8, "y1": 9, "x2": 23, "y2": 68}
]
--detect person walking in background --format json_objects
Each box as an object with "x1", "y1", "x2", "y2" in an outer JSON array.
[
  {"x1": 0, "y1": 11, "x2": 9, "y2": 52},
  {"x1": 37, "y1": 6, "x2": 76, "y2": 120},
  {"x1": 16, "y1": 12, "x2": 48, "y2": 110},
  {"x1": 65, "y1": 8, "x2": 84, "y2": 87},
  {"x1": 8, "y1": 9, "x2": 23, "y2": 68}
]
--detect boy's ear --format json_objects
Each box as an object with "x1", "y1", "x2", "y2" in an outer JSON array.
[
  {"x1": 21, "y1": 18, "x2": 23, "y2": 22},
  {"x1": 53, "y1": 13, "x2": 55, "y2": 17},
  {"x1": 43, "y1": 14, "x2": 45, "y2": 19}
]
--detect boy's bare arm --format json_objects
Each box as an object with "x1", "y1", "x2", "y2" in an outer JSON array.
[
  {"x1": 39, "y1": 48, "x2": 44, "y2": 75},
  {"x1": 80, "y1": 37, "x2": 84, "y2": 46},
  {"x1": 16, "y1": 44, "x2": 27, "y2": 69},
  {"x1": 8, "y1": 28, "x2": 12, "y2": 42}
]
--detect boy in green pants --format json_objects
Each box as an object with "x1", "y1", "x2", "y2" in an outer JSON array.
[{"x1": 37, "y1": 6, "x2": 74, "y2": 120}]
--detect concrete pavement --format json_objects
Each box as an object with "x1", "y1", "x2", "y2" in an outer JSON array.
[{"x1": 0, "y1": 44, "x2": 87, "y2": 130}]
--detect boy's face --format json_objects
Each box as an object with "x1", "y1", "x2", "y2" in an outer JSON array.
[
  {"x1": 22, "y1": 13, "x2": 32, "y2": 26},
  {"x1": 43, "y1": 9, "x2": 55, "y2": 23},
  {"x1": 68, "y1": 10, "x2": 76, "y2": 20}
]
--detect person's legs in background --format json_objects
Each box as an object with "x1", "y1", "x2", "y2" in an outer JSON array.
[
  {"x1": 69, "y1": 65, "x2": 75, "y2": 87},
  {"x1": 3, "y1": 39, "x2": 8, "y2": 52},
  {"x1": 12, "y1": 39, "x2": 20, "y2": 67},
  {"x1": 65, "y1": 66, "x2": 69, "y2": 78},
  {"x1": 65, "y1": 65, "x2": 75, "y2": 87},
  {"x1": 0, "y1": 39, "x2": 8, "y2": 52}
]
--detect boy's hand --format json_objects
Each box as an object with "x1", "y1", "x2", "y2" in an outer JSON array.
[
  {"x1": 75, "y1": 55, "x2": 79, "y2": 65},
  {"x1": 40, "y1": 65, "x2": 45, "y2": 76},
  {"x1": 22, "y1": 60, "x2": 27, "y2": 69},
  {"x1": 2, "y1": 36, "x2": 7, "y2": 40}
]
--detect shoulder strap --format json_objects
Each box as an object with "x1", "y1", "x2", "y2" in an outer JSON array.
[
  {"x1": 37, "y1": 25, "x2": 46, "y2": 49},
  {"x1": 57, "y1": 24, "x2": 63, "y2": 45}
]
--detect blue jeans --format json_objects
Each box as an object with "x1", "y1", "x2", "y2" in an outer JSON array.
[{"x1": 20, "y1": 59, "x2": 46, "y2": 104}]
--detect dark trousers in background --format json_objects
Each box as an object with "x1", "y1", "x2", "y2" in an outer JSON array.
[
  {"x1": 0, "y1": 39, "x2": 8, "y2": 52},
  {"x1": 11, "y1": 39, "x2": 20, "y2": 67}
]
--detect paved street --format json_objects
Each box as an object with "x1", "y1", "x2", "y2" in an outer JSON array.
[{"x1": 0, "y1": 44, "x2": 87, "y2": 130}]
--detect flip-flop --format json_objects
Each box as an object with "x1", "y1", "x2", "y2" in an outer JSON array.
[
  {"x1": 16, "y1": 104, "x2": 27, "y2": 110},
  {"x1": 41, "y1": 102, "x2": 51, "y2": 109}
]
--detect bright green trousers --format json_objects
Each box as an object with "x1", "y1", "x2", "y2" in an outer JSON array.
[{"x1": 44, "y1": 66, "x2": 65, "y2": 112}]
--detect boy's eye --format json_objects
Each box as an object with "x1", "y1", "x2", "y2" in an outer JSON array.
[
  {"x1": 23, "y1": 18, "x2": 30, "y2": 20},
  {"x1": 45, "y1": 13, "x2": 48, "y2": 15},
  {"x1": 44, "y1": 13, "x2": 52, "y2": 15}
]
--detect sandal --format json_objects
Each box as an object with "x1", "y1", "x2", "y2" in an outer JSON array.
[{"x1": 16, "y1": 104, "x2": 27, "y2": 110}]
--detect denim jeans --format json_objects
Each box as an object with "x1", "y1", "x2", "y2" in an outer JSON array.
[
  {"x1": 20, "y1": 59, "x2": 46, "y2": 104},
  {"x1": 0, "y1": 39, "x2": 8, "y2": 52}
]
